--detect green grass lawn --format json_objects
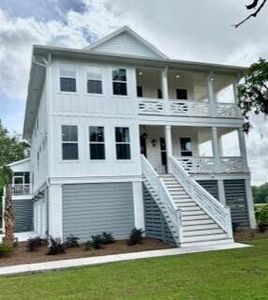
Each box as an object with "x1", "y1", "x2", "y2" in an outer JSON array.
[{"x1": 1, "y1": 239, "x2": 268, "y2": 300}]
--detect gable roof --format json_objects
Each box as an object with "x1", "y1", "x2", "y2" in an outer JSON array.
[{"x1": 85, "y1": 26, "x2": 168, "y2": 59}]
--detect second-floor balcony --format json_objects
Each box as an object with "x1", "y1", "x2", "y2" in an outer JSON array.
[{"x1": 12, "y1": 184, "x2": 31, "y2": 196}]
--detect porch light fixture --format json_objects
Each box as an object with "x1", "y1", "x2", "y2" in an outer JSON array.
[
  {"x1": 37, "y1": 191, "x2": 44, "y2": 199},
  {"x1": 139, "y1": 72, "x2": 143, "y2": 76},
  {"x1": 142, "y1": 132, "x2": 148, "y2": 139},
  {"x1": 151, "y1": 139, "x2": 157, "y2": 147},
  {"x1": 176, "y1": 74, "x2": 180, "y2": 78}
]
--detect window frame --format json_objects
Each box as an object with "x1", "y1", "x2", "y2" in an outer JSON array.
[
  {"x1": 89, "y1": 126, "x2": 106, "y2": 160},
  {"x1": 86, "y1": 65, "x2": 104, "y2": 95},
  {"x1": 180, "y1": 137, "x2": 193, "y2": 157},
  {"x1": 115, "y1": 127, "x2": 131, "y2": 160},
  {"x1": 61, "y1": 125, "x2": 79, "y2": 161},
  {"x1": 59, "y1": 63, "x2": 77, "y2": 93},
  {"x1": 112, "y1": 68, "x2": 128, "y2": 96},
  {"x1": 176, "y1": 88, "x2": 188, "y2": 100}
]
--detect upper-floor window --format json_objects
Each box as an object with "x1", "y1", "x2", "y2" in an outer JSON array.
[
  {"x1": 180, "y1": 137, "x2": 192, "y2": 156},
  {"x1": 62, "y1": 125, "x2": 78, "y2": 160},
  {"x1": 112, "y1": 68, "x2": 127, "y2": 96},
  {"x1": 176, "y1": 89, "x2": 188, "y2": 100},
  {"x1": 87, "y1": 66, "x2": 103, "y2": 94},
  {"x1": 89, "y1": 126, "x2": 105, "y2": 160},
  {"x1": 60, "y1": 64, "x2": 76, "y2": 92},
  {"x1": 115, "y1": 127, "x2": 131, "y2": 160}
]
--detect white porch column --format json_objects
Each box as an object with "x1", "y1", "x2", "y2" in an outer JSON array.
[
  {"x1": 238, "y1": 128, "x2": 249, "y2": 172},
  {"x1": 211, "y1": 127, "x2": 221, "y2": 173},
  {"x1": 245, "y1": 179, "x2": 257, "y2": 229},
  {"x1": 217, "y1": 179, "x2": 226, "y2": 205},
  {"x1": 132, "y1": 181, "x2": 145, "y2": 231},
  {"x1": 207, "y1": 71, "x2": 216, "y2": 117},
  {"x1": 48, "y1": 184, "x2": 63, "y2": 239},
  {"x1": 161, "y1": 66, "x2": 169, "y2": 114},
  {"x1": 165, "y1": 125, "x2": 172, "y2": 172}
]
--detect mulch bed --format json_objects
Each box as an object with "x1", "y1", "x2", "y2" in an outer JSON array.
[
  {"x1": 234, "y1": 229, "x2": 268, "y2": 242},
  {"x1": 0, "y1": 238, "x2": 173, "y2": 267}
]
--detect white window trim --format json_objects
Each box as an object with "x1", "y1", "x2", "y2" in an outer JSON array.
[
  {"x1": 89, "y1": 126, "x2": 106, "y2": 160},
  {"x1": 85, "y1": 65, "x2": 104, "y2": 96},
  {"x1": 58, "y1": 62, "x2": 78, "y2": 94},
  {"x1": 111, "y1": 67, "x2": 128, "y2": 97},
  {"x1": 114, "y1": 127, "x2": 132, "y2": 161},
  {"x1": 61, "y1": 124, "x2": 79, "y2": 162}
]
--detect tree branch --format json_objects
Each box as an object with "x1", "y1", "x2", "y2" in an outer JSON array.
[
  {"x1": 246, "y1": 0, "x2": 259, "y2": 10},
  {"x1": 233, "y1": 0, "x2": 267, "y2": 28}
]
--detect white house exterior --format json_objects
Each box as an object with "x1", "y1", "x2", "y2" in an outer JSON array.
[{"x1": 2, "y1": 27, "x2": 256, "y2": 247}]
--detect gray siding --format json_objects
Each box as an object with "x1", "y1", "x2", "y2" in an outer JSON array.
[
  {"x1": 62, "y1": 183, "x2": 135, "y2": 241},
  {"x1": 197, "y1": 180, "x2": 219, "y2": 200},
  {"x1": 143, "y1": 185, "x2": 175, "y2": 245},
  {"x1": 14, "y1": 199, "x2": 33, "y2": 232},
  {"x1": 224, "y1": 179, "x2": 250, "y2": 228}
]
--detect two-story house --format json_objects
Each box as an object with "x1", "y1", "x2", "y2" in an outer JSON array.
[{"x1": 2, "y1": 26, "x2": 256, "y2": 247}]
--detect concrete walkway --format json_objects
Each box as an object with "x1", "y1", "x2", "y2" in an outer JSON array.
[{"x1": 0, "y1": 242, "x2": 250, "y2": 277}]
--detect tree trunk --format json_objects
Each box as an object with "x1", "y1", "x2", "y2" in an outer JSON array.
[{"x1": 4, "y1": 184, "x2": 15, "y2": 247}]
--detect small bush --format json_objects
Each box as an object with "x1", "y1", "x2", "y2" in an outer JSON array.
[
  {"x1": 101, "y1": 232, "x2": 115, "y2": 244},
  {"x1": 0, "y1": 243, "x2": 13, "y2": 257},
  {"x1": 90, "y1": 235, "x2": 104, "y2": 249},
  {"x1": 65, "y1": 234, "x2": 80, "y2": 248},
  {"x1": 255, "y1": 204, "x2": 268, "y2": 232},
  {"x1": 27, "y1": 237, "x2": 44, "y2": 251},
  {"x1": 47, "y1": 236, "x2": 66, "y2": 255},
  {"x1": 127, "y1": 228, "x2": 144, "y2": 246}
]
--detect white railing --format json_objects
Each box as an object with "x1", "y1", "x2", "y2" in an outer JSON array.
[
  {"x1": 169, "y1": 156, "x2": 233, "y2": 238},
  {"x1": 12, "y1": 184, "x2": 31, "y2": 196},
  {"x1": 141, "y1": 155, "x2": 183, "y2": 245},
  {"x1": 175, "y1": 156, "x2": 246, "y2": 174},
  {"x1": 138, "y1": 98, "x2": 241, "y2": 119}
]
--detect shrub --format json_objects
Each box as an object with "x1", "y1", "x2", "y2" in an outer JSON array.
[
  {"x1": 127, "y1": 228, "x2": 144, "y2": 246},
  {"x1": 65, "y1": 234, "x2": 80, "y2": 248},
  {"x1": 255, "y1": 204, "x2": 268, "y2": 232},
  {"x1": 47, "y1": 236, "x2": 66, "y2": 255},
  {"x1": 0, "y1": 243, "x2": 13, "y2": 257},
  {"x1": 27, "y1": 236, "x2": 44, "y2": 251},
  {"x1": 101, "y1": 232, "x2": 115, "y2": 245},
  {"x1": 232, "y1": 222, "x2": 239, "y2": 233}
]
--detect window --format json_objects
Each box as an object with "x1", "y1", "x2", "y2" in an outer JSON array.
[
  {"x1": 112, "y1": 68, "x2": 127, "y2": 95},
  {"x1": 60, "y1": 64, "x2": 76, "y2": 92},
  {"x1": 137, "y1": 86, "x2": 143, "y2": 97},
  {"x1": 62, "y1": 125, "x2": 78, "y2": 160},
  {"x1": 157, "y1": 88, "x2": 162, "y2": 99},
  {"x1": 89, "y1": 126, "x2": 105, "y2": 160},
  {"x1": 176, "y1": 89, "x2": 188, "y2": 100},
  {"x1": 115, "y1": 127, "x2": 131, "y2": 160},
  {"x1": 87, "y1": 66, "x2": 103, "y2": 94},
  {"x1": 180, "y1": 137, "x2": 192, "y2": 156}
]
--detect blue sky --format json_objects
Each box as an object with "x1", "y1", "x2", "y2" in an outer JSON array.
[{"x1": 0, "y1": 0, "x2": 267, "y2": 184}]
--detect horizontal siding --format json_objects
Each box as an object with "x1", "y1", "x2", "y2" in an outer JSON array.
[
  {"x1": 197, "y1": 180, "x2": 219, "y2": 200},
  {"x1": 143, "y1": 185, "x2": 175, "y2": 245},
  {"x1": 13, "y1": 199, "x2": 33, "y2": 232},
  {"x1": 224, "y1": 179, "x2": 250, "y2": 228},
  {"x1": 62, "y1": 183, "x2": 134, "y2": 241}
]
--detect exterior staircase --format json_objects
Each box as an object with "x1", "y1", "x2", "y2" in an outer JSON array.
[{"x1": 142, "y1": 155, "x2": 234, "y2": 248}]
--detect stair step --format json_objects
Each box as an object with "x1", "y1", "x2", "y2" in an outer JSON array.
[
  {"x1": 183, "y1": 224, "x2": 219, "y2": 231},
  {"x1": 182, "y1": 233, "x2": 228, "y2": 243},
  {"x1": 183, "y1": 229, "x2": 224, "y2": 237},
  {"x1": 181, "y1": 239, "x2": 234, "y2": 248},
  {"x1": 180, "y1": 206, "x2": 201, "y2": 212},
  {"x1": 182, "y1": 214, "x2": 209, "y2": 221},
  {"x1": 182, "y1": 210, "x2": 206, "y2": 216},
  {"x1": 174, "y1": 202, "x2": 197, "y2": 207},
  {"x1": 182, "y1": 219, "x2": 214, "y2": 226}
]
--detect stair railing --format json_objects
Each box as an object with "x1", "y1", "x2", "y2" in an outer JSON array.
[
  {"x1": 169, "y1": 155, "x2": 233, "y2": 239},
  {"x1": 141, "y1": 155, "x2": 183, "y2": 245}
]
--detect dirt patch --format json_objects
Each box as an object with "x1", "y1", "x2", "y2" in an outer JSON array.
[
  {"x1": 234, "y1": 229, "x2": 268, "y2": 242},
  {"x1": 0, "y1": 238, "x2": 173, "y2": 267}
]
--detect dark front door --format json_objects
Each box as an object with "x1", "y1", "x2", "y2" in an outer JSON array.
[
  {"x1": 140, "y1": 135, "x2": 147, "y2": 157},
  {"x1": 160, "y1": 137, "x2": 168, "y2": 173}
]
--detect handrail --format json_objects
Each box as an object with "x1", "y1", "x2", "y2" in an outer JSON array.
[
  {"x1": 169, "y1": 155, "x2": 233, "y2": 238},
  {"x1": 12, "y1": 184, "x2": 31, "y2": 196},
  {"x1": 141, "y1": 155, "x2": 182, "y2": 245}
]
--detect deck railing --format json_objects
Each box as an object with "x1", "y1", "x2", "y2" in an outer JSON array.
[
  {"x1": 12, "y1": 184, "x2": 31, "y2": 196},
  {"x1": 138, "y1": 98, "x2": 241, "y2": 118}
]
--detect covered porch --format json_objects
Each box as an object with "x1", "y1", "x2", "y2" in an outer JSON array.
[{"x1": 139, "y1": 125, "x2": 249, "y2": 175}]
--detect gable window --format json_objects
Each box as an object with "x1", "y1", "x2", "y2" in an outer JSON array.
[
  {"x1": 89, "y1": 126, "x2": 105, "y2": 160},
  {"x1": 60, "y1": 64, "x2": 76, "y2": 92},
  {"x1": 137, "y1": 86, "x2": 143, "y2": 97},
  {"x1": 115, "y1": 127, "x2": 131, "y2": 160},
  {"x1": 180, "y1": 137, "x2": 192, "y2": 156},
  {"x1": 62, "y1": 125, "x2": 78, "y2": 160},
  {"x1": 176, "y1": 89, "x2": 188, "y2": 100},
  {"x1": 112, "y1": 68, "x2": 127, "y2": 95},
  {"x1": 87, "y1": 66, "x2": 103, "y2": 94}
]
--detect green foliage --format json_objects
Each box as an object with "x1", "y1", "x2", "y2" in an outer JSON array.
[
  {"x1": 101, "y1": 232, "x2": 115, "y2": 245},
  {"x1": 252, "y1": 183, "x2": 268, "y2": 203},
  {"x1": 255, "y1": 204, "x2": 268, "y2": 232},
  {"x1": 85, "y1": 232, "x2": 115, "y2": 250},
  {"x1": 0, "y1": 242, "x2": 13, "y2": 257},
  {"x1": 65, "y1": 234, "x2": 80, "y2": 248},
  {"x1": 238, "y1": 58, "x2": 268, "y2": 132},
  {"x1": 127, "y1": 228, "x2": 144, "y2": 246},
  {"x1": 27, "y1": 237, "x2": 45, "y2": 252},
  {"x1": 47, "y1": 236, "x2": 66, "y2": 255}
]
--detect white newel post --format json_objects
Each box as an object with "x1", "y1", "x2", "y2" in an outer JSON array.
[
  {"x1": 161, "y1": 66, "x2": 169, "y2": 114},
  {"x1": 245, "y1": 179, "x2": 257, "y2": 229},
  {"x1": 211, "y1": 127, "x2": 221, "y2": 173},
  {"x1": 207, "y1": 71, "x2": 216, "y2": 117},
  {"x1": 132, "y1": 181, "x2": 145, "y2": 231},
  {"x1": 217, "y1": 179, "x2": 226, "y2": 205},
  {"x1": 238, "y1": 128, "x2": 249, "y2": 172},
  {"x1": 165, "y1": 125, "x2": 172, "y2": 173},
  {"x1": 48, "y1": 184, "x2": 63, "y2": 239}
]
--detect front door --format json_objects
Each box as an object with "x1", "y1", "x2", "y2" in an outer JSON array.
[
  {"x1": 160, "y1": 137, "x2": 168, "y2": 173},
  {"x1": 140, "y1": 134, "x2": 147, "y2": 157}
]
